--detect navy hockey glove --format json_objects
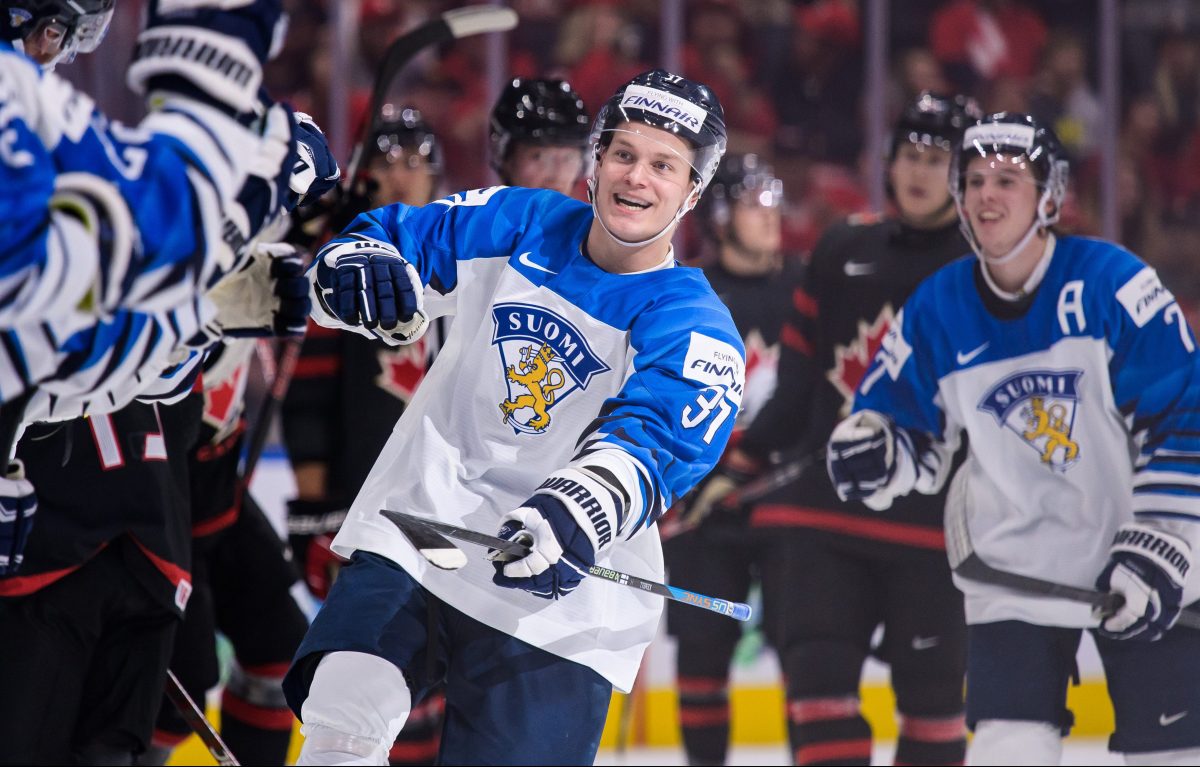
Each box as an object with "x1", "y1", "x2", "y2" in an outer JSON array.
[
  {"x1": 128, "y1": 0, "x2": 288, "y2": 116},
  {"x1": 288, "y1": 112, "x2": 340, "y2": 208},
  {"x1": 315, "y1": 238, "x2": 428, "y2": 345},
  {"x1": 489, "y1": 495, "x2": 596, "y2": 600},
  {"x1": 827, "y1": 410, "x2": 903, "y2": 502},
  {"x1": 0, "y1": 461, "x2": 37, "y2": 576},
  {"x1": 1095, "y1": 522, "x2": 1192, "y2": 641}
]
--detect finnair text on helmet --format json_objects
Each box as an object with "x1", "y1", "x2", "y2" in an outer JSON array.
[
  {"x1": 964, "y1": 123, "x2": 1036, "y2": 151},
  {"x1": 620, "y1": 85, "x2": 707, "y2": 134}
]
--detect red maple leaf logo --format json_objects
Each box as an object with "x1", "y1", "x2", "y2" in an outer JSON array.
[
  {"x1": 826, "y1": 304, "x2": 895, "y2": 417},
  {"x1": 202, "y1": 362, "x2": 246, "y2": 434},
  {"x1": 376, "y1": 339, "x2": 429, "y2": 403}
]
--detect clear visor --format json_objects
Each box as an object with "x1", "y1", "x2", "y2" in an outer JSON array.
[
  {"x1": 590, "y1": 101, "x2": 725, "y2": 191},
  {"x1": 595, "y1": 126, "x2": 704, "y2": 192},
  {"x1": 737, "y1": 175, "x2": 784, "y2": 209},
  {"x1": 374, "y1": 136, "x2": 441, "y2": 173},
  {"x1": 73, "y1": 8, "x2": 114, "y2": 54},
  {"x1": 962, "y1": 153, "x2": 1041, "y2": 188}
]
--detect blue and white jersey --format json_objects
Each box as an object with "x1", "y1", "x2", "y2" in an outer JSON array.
[
  {"x1": 1, "y1": 296, "x2": 214, "y2": 425},
  {"x1": 0, "y1": 41, "x2": 261, "y2": 326},
  {"x1": 314, "y1": 186, "x2": 745, "y2": 690},
  {"x1": 854, "y1": 235, "x2": 1200, "y2": 627}
]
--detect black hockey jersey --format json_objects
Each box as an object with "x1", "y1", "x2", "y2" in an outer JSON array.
[
  {"x1": 741, "y1": 216, "x2": 969, "y2": 549},
  {"x1": 0, "y1": 393, "x2": 203, "y2": 614}
]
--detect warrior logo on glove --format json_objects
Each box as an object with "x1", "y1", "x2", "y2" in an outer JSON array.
[{"x1": 492, "y1": 303, "x2": 609, "y2": 434}]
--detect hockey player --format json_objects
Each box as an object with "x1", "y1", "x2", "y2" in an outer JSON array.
[
  {"x1": 283, "y1": 108, "x2": 446, "y2": 765},
  {"x1": 282, "y1": 69, "x2": 741, "y2": 765},
  {"x1": 489, "y1": 77, "x2": 591, "y2": 195},
  {"x1": 139, "y1": 335, "x2": 310, "y2": 766},
  {"x1": 712, "y1": 93, "x2": 980, "y2": 766},
  {"x1": 662, "y1": 152, "x2": 798, "y2": 766},
  {"x1": 0, "y1": 0, "x2": 307, "y2": 328},
  {"x1": 828, "y1": 113, "x2": 1200, "y2": 764}
]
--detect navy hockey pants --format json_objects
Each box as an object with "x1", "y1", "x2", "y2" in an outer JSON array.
[{"x1": 283, "y1": 551, "x2": 611, "y2": 765}]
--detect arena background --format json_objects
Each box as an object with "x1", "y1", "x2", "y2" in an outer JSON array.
[{"x1": 63, "y1": 0, "x2": 1200, "y2": 760}]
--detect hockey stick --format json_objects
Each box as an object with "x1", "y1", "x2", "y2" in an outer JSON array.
[
  {"x1": 944, "y1": 488, "x2": 1200, "y2": 629},
  {"x1": 343, "y1": 4, "x2": 519, "y2": 188},
  {"x1": 239, "y1": 336, "x2": 302, "y2": 483},
  {"x1": 165, "y1": 670, "x2": 239, "y2": 766},
  {"x1": 659, "y1": 446, "x2": 825, "y2": 540},
  {"x1": 381, "y1": 509, "x2": 753, "y2": 621}
]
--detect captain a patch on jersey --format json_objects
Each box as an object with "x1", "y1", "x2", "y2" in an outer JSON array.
[
  {"x1": 492, "y1": 303, "x2": 609, "y2": 434},
  {"x1": 978, "y1": 369, "x2": 1084, "y2": 471}
]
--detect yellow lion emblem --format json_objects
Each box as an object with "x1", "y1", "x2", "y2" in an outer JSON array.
[
  {"x1": 1022, "y1": 396, "x2": 1079, "y2": 465},
  {"x1": 499, "y1": 342, "x2": 566, "y2": 431}
]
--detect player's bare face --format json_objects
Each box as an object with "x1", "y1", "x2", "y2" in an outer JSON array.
[
  {"x1": 503, "y1": 144, "x2": 584, "y2": 196},
  {"x1": 594, "y1": 126, "x2": 695, "y2": 243},
  {"x1": 962, "y1": 155, "x2": 1041, "y2": 259},
  {"x1": 369, "y1": 152, "x2": 436, "y2": 207},
  {"x1": 724, "y1": 200, "x2": 781, "y2": 275},
  {"x1": 890, "y1": 142, "x2": 955, "y2": 228}
]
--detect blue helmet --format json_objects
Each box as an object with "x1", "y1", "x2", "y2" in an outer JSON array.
[{"x1": 589, "y1": 69, "x2": 727, "y2": 193}]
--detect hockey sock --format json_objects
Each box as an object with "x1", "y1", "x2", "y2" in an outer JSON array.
[
  {"x1": 387, "y1": 691, "x2": 444, "y2": 766},
  {"x1": 219, "y1": 662, "x2": 295, "y2": 765},
  {"x1": 787, "y1": 695, "x2": 872, "y2": 766},
  {"x1": 894, "y1": 712, "x2": 966, "y2": 765},
  {"x1": 677, "y1": 674, "x2": 730, "y2": 765}
]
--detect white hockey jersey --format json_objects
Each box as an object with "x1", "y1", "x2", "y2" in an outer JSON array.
[
  {"x1": 314, "y1": 186, "x2": 745, "y2": 691},
  {"x1": 854, "y1": 235, "x2": 1200, "y2": 627}
]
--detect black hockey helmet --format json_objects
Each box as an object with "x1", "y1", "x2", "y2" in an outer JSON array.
[
  {"x1": 368, "y1": 103, "x2": 443, "y2": 177},
  {"x1": 950, "y1": 112, "x2": 1070, "y2": 229},
  {"x1": 698, "y1": 153, "x2": 783, "y2": 232},
  {"x1": 2, "y1": 0, "x2": 114, "y2": 62},
  {"x1": 489, "y1": 78, "x2": 590, "y2": 173},
  {"x1": 888, "y1": 91, "x2": 983, "y2": 160},
  {"x1": 589, "y1": 68, "x2": 727, "y2": 193}
]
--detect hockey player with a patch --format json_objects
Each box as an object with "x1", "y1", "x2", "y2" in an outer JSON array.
[
  {"x1": 284, "y1": 70, "x2": 742, "y2": 766},
  {"x1": 828, "y1": 114, "x2": 1200, "y2": 764}
]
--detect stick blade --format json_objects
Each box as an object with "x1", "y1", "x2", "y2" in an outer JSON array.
[{"x1": 384, "y1": 510, "x2": 468, "y2": 570}]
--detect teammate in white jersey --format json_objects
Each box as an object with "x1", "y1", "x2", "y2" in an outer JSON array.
[
  {"x1": 281, "y1": 69, "x2": 743, "y2": 765},
  {"x1": 827, "y1": 113, "x2": 1200, "y2": 765}
]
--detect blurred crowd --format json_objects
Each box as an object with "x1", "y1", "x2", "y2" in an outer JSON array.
[{"x1": 72, "y1": 0, "x2": 1200, "y2": 312}]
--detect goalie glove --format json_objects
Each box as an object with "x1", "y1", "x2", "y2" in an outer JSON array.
[
  {"x1": 1095, "y1": 521, "x2": 1192, "y2": 641},
  {"x1": 207, "y1": 241, "x2": 310, "y2": 337},
  {"x1": 313, "y1": 237, "x2": 428, "y2": 346}
]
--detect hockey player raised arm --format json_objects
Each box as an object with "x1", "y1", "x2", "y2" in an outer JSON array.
[{"x1": 0, "y1": 0, "x2": 337, "y2": 327}]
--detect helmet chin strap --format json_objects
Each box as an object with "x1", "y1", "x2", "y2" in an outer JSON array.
[
  {"x1": 956, "y1": 184, "x2": 1053, "y2": 267},
  {"x1": 587, "y1": 176, "x2": 698, "y2": 249}
]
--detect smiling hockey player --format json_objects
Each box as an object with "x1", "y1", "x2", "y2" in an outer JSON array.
[{"x1": 281, "y1": 69, "x2": 743, "y2": 765}]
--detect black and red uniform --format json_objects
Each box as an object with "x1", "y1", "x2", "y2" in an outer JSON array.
[
  {"x1": 664, "y1": 258, "x2": 801, "y2": 766},
  {"x1": 148, "y1": 343, "x2": 309, "y2": 766},
  {"x1": 0, "y1": 394, "x2": 202, "y2": 764},
  {"x1": 742, "y1": 216, "x2": 970, "y2": 766}
]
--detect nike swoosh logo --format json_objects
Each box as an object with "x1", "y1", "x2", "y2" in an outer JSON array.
[
  {"x1": 518, "y1": 251, "x2": 556, "y2": 275},
  {"x1": 843, "y1": 260, "x2": 877, "y2": 277},
  {"x1": 1160, "y1": 711, "x2": 1188, "y2": 726},
  {"x1": 911, "y1": 635, "x2": 940, "y2": 650},
  {"x1": 956, "y1": 342, "x2": 989, "y2": 366}
]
